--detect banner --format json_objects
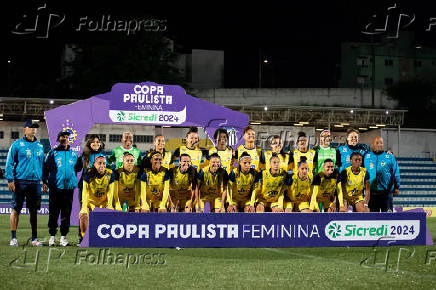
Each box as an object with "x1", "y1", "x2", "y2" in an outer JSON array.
[
  {"x1": 81, "y1": 210, "x2": 432, "y2": 248},
  {"x1": 0, "y1": 203, "x2": 49, "y2": 215}
]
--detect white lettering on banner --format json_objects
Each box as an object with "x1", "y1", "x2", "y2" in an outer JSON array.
[
  {"x1": 95, "y1": 223, "x2": 322, "y2": 240},
  {"x1": 325, "y1": 220, "x2": 420, "y2": 241},
  {"x1": 122, "y1": 85, "x2": 172, "y2": 105},
  {"x1": 242, "y1": 224, "x2": 320, "y2": 239}
]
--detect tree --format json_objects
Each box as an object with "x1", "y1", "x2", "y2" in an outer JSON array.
[{"x1": 66, "y1": 32, "x2": 185, "y2": 98}]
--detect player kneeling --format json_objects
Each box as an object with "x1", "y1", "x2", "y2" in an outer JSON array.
[
  {"x1": 310, "y1": 159, "x2": 345, "y2": 212},
  {"x1": 227, "y1": 152, "x2": 258, "y2": 213},
  {"x1": 168, "y1": 154, "x2": 197, "y2": 212},
  {"x1": 284, "y1": 157, "x2": 313, "y2": 213},
  {"x1": 79, "y1": 155, "x2": 114, "y2": 237},
  {"x1": 140, "y1": 151, "x2": 170, "y2": 212},
  {"x1": 197, "y1": 153, "x2": 228, "y2": 212},
  {"x1": 255, "y1": 153, "x2": 289, "y2": 213},
  {"x1": 113, "y1": 152, "x2": 141, "y2": 212},
  {"x1": 340, "y1": 152, "x2": 370, "y2": 212}
]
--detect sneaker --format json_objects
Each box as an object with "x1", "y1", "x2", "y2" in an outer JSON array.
[
  {"x1": 10, "y1": 238, "x2": 18, "y2": 246},
  {"x1": 31, "y1": 239, "x2": 44, "y2": 247},
  {"x1": 60, "y1": 236, "x2": 69, "y2": 247},
  {"x1": 49, "y1": 236, "x2": 56, "y2": 246}
]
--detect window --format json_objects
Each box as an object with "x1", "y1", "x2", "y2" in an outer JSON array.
[
  {"x1": 85, "y1": 134, "x2": 106, "y2": 142},
  {"x1": 385, "y1": 78, "x2": 394, "y2": 85},
  {"x1": 414, "y1": 60, "x2": 422, "y2": 67},
  {"x1": 0, "y1": 131, "x2": 3, "y2": 139},
  {"x1": 109, "y1": 134, "x2": 123, "y2": 142},
  {"x1": 384, "y1": 59, "x2": 393, "y2": 66},
  {"x1": 133, "y1": 135, "x2": 153, "y2": 143},
  {"x1": 356, "y1": 56, "x2": 369, "y2": 67},
  {"x1": 11, "y1": 131, "x2": 19, "y2": 139}
]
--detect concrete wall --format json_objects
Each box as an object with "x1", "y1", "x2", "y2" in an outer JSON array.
[
  {"x1": 382, "y1": 128, "x2": 436, "y2": 158},
  {"x1": 190, "y1": 88, "x2": 398, "y2": 109}
]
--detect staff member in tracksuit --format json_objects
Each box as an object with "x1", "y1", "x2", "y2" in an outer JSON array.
[
  {"x1": 5, "y1": 119, "x2": 44, "y2": 247},
  {"x1": 43, "y1": 130, "x2": 79, "y2": 247},
  {"x1": 338, "y1": 128, "x2": 370, "y2": 173},
  {"x1": 364, "y1": 136, "x2": 400, "y2": 212}
]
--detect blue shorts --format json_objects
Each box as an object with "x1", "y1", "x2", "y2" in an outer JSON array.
[{"x1": 11, "y1": 180, "x2": 42, "y2": 212}]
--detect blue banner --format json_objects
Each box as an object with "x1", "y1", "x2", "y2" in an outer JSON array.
[{"x1": 82, "y1": 210, "x2": 432, "y2": 247}]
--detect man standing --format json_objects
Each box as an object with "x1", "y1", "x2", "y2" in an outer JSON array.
[
  {"x1": 43, "y1": 130, "x2": 79, "y2": 246},
  {"x1": 364, "y1": 136, "x2": 400, "y2": 212},
  {"x1": 5, "y1": 120, "x2": 45, "y2": 246},
  {"x1": 108, "y1": 132, "x2": 141, "y2": 169}
]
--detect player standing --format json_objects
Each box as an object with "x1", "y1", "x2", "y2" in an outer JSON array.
[
  {"x1": 237, "y1": 126, "x2": 264, "y2": 171},
  {"x1": 264, "y1": 136, "x2": 291, "y2": 172},
  {"x1": 313, "y1": 129, "x2": 341, "y2": 175},
  {"x1": 289, "y1": 132, "x2": 316, "y2": 177}
]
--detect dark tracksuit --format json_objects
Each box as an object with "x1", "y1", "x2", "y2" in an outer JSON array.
[{"x1": 43, "y1": 146, "x2": 79, "y2": 236}]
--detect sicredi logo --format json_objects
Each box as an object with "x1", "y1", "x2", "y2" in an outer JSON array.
[{"x1": 325, "y1": 220, "x2": 420, "y2": 241}]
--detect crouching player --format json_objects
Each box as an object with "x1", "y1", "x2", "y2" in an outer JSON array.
[
  {"x1": 284, "y1": 156, "x2": 313, "y2": 213},
  {"x1": 227, "y1": 152, "x2": 258, "y2": 213},
  {"x1": 197, "y1": 153, "x2": 228, "y2": 212},
  {"x1": 168, "y1": 154, "x2": 198, "y2": 212},
  {"x1": 140, "y1": 151, "x2": 170, "y2": 212},
  {"x1": 79, "y1": 154, "x2": 115, "y2": 237},
  {"x1": 254, "y1": 153, "x2": 289, "y2": 213},
  {"x1": 310, "y1": 159, "x2": 345, "y2": 212},
  {"x1": 113, "y1": 152, "x2": 141, "y2": 212},
  {"x1": 340, "y1": 152, "x2": 370, "y2": 212}
]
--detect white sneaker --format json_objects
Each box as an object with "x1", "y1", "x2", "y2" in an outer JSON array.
[
  {"x1": 49, "y1": 236, "x2": 56, "y2": 246},
  {"x1": 10, "y1": 238, "x2": 18, "y2": 246},
  {"x1": 31, "y1": 239, "x2": 43, "y2": 247},
  {"x1": 59, "y1": 236, "x2": 69, "y2": 247}
]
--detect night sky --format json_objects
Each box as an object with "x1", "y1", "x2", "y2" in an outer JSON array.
[{"x1": 4, "y1": 0, "x2": 436, "y2": 93}]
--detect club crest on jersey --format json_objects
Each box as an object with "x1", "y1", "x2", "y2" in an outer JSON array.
[{"x1": 381, "y1": 162, "x2": 386, "y2": 167}]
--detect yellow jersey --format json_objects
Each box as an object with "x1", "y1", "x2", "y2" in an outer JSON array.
[
  {"x1": 290, "y1": 149, "x2": 316, "y2": 174},
  {"x1": 113, "y1": 167, "x2": 141, "y2": 210},
  {"x1": 197, "y1": 167, "x2": 229, "y2": 199},
  {"x1": 172, "y1": 145, "x2": 206, "y2": 170},
  {"x1": 81, "y1": 168, "x2": 115, "y2": 213},
  {"x1": 208, "y1": 147, "x2": 234, "y2": 174},
  {"x1": 146, "y1": 150, "x2": 172, "y2": 169},
  {"x1": 255, "y1": 169, "x2": 289, "y2": 204},
  {"x1": 228, "y1": 168, "x2": 259, "y2": 204},
  {"x1": 288, "y1": 173, "x2": 313, "y2": 203},
  {"x1": 168, "y1": 166, "x2": 197, "y2": 196},
  {"x1": 310, "y1": 169, "x2": 343, "y2": 210},
  {"x1": 140, "y1": 167, "x2": 170, "y2": 210},
  {"x1": 340, "y1": 167, "x2": 369, "y2": 198},
  {"x1": 264, "y1": 150, "x2": 291, "y2": 172},
  {"x1": 237, "y1": 145, "x2": 263, "y2": 171}
]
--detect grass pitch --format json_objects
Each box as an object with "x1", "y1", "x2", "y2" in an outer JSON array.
[{"x1": 0, "y1": 215, "x2": 435, "y2": 289}]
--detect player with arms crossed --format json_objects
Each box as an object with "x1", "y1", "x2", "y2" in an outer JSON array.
[
  {"x1": 340, "y1": 152, "x2": 370, "y2": 212},
  {"x1": 113, "y1": 152, "x2": 141, "y2": 212},
  {"x1": 168, "y1": 153, "x2": 198, "y2": 212},
  {"x1": 263, "y1": 136, "x2": 291, "y2": 172},
  {"x1": 284, "y1": 157, "x2": 313, "y2": 213},
  {"x1": 227, "y1": 152, "x2": 258, "y2": 213},
  {"x1": 290, "y1": 132, "x2": 316, "y2": 177},
  {"x1": 207, "y1": 128, "x2": 235, "y2": 174},
  {"x1": 237, "y1": 126, "x2": 264, "y2": 171},
  {"x1": 254, "y1": 153, "x2": 289, "y2": 213},
  {"x1": 140, "y1": 151, "x2": 170, "y2": 212},
  {"x1": 310, "y1": 159, "x2": 345, "y2": 212},
  {"x1": 79, "y1": 154, "x2": 115, "y2": 237},
  {"x1": 171, "y1": 127, "x2": 207, "y2": 170},
  {"x1": 197, "y1": 153, "x2": 228, "y2": 213}
]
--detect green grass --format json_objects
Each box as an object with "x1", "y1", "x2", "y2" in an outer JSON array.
[{"x1": 0, "y1": 215, "x2": 436, "y2": 289}]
